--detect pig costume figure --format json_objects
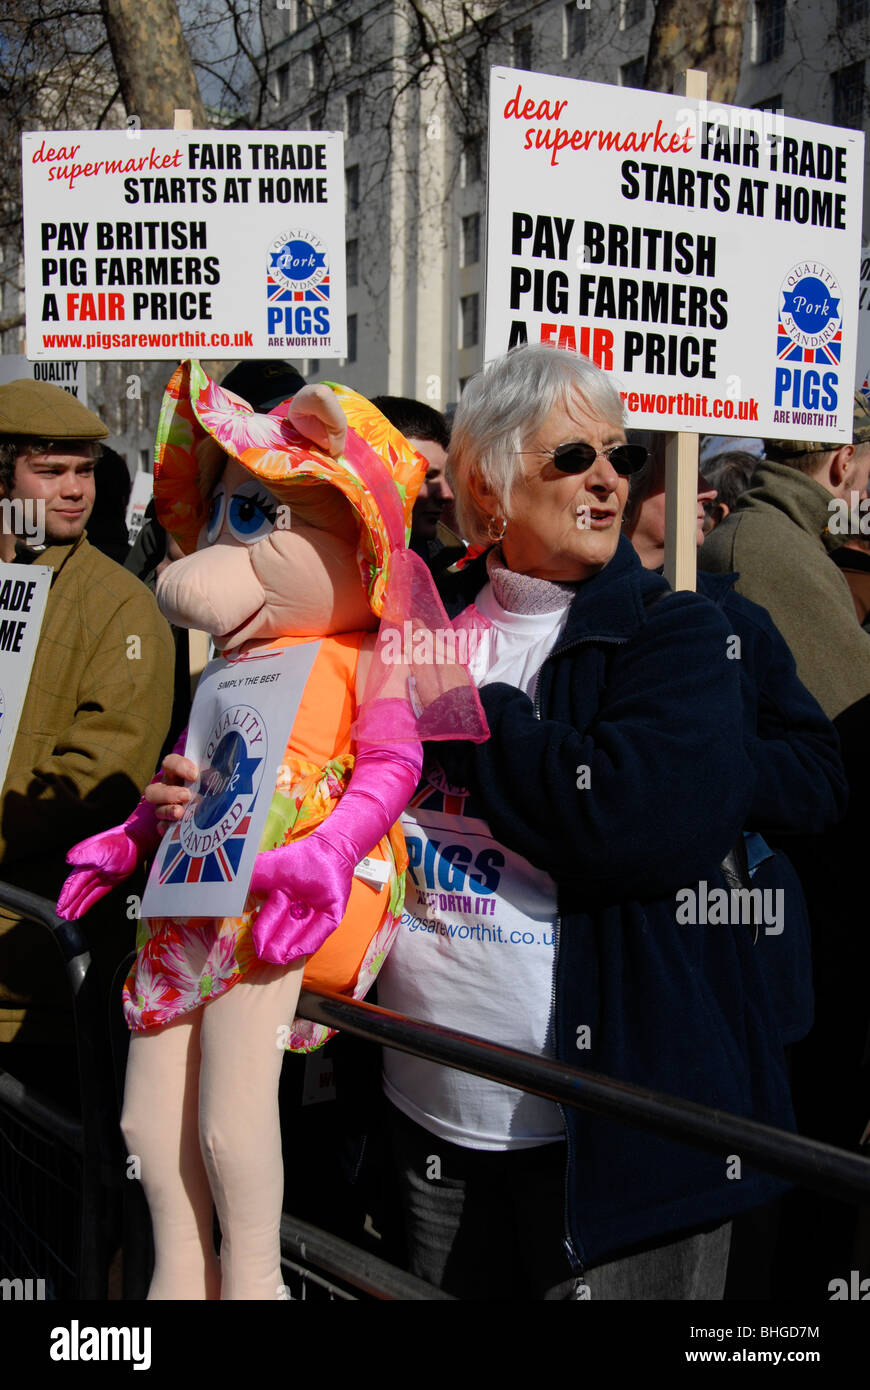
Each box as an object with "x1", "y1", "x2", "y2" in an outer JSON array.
[{"x1": 57, "y1": 360, "x2": 486, "y2": 1299}]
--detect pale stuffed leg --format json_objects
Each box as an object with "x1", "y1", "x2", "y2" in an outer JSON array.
[
  {"x1": 198, "y1": 958, "x2": 306, "y2": 1300},
  {"x1": 121, "y1": 1013, "x2": 222, "y2": 1301}
]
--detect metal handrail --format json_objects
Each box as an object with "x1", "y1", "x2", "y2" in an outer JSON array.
[
  {"x1": 3, "y1": 881, "x2": 869, "y2": 1300},
  {"x1": 0, "y1": 882, "x2": 114, "y2": 1298},
  {"x1": 296, "y1": 987, "x2": 870, "y2": 1206}
]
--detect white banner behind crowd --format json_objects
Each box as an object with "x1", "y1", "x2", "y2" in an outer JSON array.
[
  {"x1": 0, "y1": 354, "x2": 87, "y2": 405},
  {"x1": 485, "y1": 67, "x2": 865, "y2": 440},
  {"x1": 0, "y1": 563, "x2": 52, "y2": 788},
  {"x1": 22, "y1": 130, "x2": 346, "y2": 361}
]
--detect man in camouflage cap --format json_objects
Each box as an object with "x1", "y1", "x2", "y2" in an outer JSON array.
[
  {"x1": 700, "y1": 389, "x2": 870, "y2": 1287},
  {"x1": 701, "y1": 388, "x2": 870, "y2": 719},
  {"x1": 0, "y1": 379, "x2": 174, "y2": 1106},
  {"x1": 763, "y1": 387, "x2": 870, "y2": 472}
]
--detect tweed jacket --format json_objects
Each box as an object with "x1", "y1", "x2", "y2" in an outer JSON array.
[{"x1": 0, "y1": 533, "x2": 174, "y2": 1041}]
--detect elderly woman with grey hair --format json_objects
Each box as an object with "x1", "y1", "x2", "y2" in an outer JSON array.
[{"x1": 375, "y1": 344, "x2": 795, "y2": 1300}]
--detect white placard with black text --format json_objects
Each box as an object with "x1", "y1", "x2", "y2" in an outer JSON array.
[
  {"x1": 0, "y1": 563, "x2": 52, "y2": 788},
  {"x1": 486, "y1": 68, "x2": 864, "y2": 441},
  {"x1": 22, "y1": 130, "x2": 346, "y2": 360}
]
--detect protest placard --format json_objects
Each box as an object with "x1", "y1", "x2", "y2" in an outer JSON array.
[
  {"x1": 126, "y1": 470, "x2": 154, "y2": 545},
  {"x1": 0, "y1": 354, "x2": 87, "y2": 404},
  {"x1": 856, "y1": 246, "x2": 870, "y2": 396},
  {"x1": 0, "y1": 563, "x2": 52, "y2": 788},
  {"x1": 141, "y1": 641, "x2": 319, "y2": 919},
  {"x1": 486, "y1": 67, "x2": 865, "y2": 441},
  {"x1": 22, "y1": 130, "x2": 346, "y2": 360}
]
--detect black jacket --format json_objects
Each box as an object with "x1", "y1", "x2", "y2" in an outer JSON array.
[{"x1": 435, "y1": 537, "x2": 797, "y2": 1268}]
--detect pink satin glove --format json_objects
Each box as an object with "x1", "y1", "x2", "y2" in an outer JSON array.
[
  {"x1": 57, "y1": 729, "x2": 189, "y2": 921},
  {"x1": 251, "y1": 739, "x2": 423, "y2": 965}
]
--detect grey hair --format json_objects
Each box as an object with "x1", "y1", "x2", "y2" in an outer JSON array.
[{"x1": 448, "y1": 345, "x2": 626, "y2": 545}]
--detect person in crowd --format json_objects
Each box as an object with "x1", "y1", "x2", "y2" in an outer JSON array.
[
  {"x1": 622, "y1": 430, "x2": 717, "y2": 562},
  {"x1": 831, "y1": 527, "x2": 870, "y2": 630},
  {"x1": 371, "y1": 396, "x2": 465, "y2": 573},
  {"x1": 623, "y1": 435, "x2": 845, "y2": 1043},
  {"x1": 375, "y1": 344, "x2": 796, "y2": 1300},
  {"x1": 87, "y1": 445, "x2": 132, "y2": 565},
  {"x1": 700, "y1": 397, "x2": 870, "y2": 717},
  {"x1": 624, "y1": 436, "x2": 848, "y2": 1299},
  {"x1": 699, "y1": 450, "x2": 759, "y2": 534},
  {"x1": 700, "y1": 399, "x2": 870, "y2": 1290},
  {"x1": 0, "y1": 380, "x2": 174, "y2": 1104}
]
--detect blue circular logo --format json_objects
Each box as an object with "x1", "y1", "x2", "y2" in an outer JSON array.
[
  {"x1": 180, "y1": 704, "x2": 265, "y2": 853},
  {"x1": 780, "y1": 263, "x2": 841, "y2": 350},
  {"x1": 268, "y1": 229, "x2": 327, "y2": 292}
]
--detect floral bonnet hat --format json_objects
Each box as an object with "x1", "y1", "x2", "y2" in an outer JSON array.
[{"x1": 153, "y1": 359, "x2": 428, "y2": 617}]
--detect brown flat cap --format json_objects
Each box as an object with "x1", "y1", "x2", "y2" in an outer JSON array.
[
  {"x1": 0, "y1": 378, "x2": 108, "y2": 440},
  {"x1": 765, "y1": 389, "x2": 870, "y2": 460}
]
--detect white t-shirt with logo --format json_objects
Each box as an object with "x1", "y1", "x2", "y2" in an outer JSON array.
[{"x1": 378, "y1": 583, "x2": 570, "y2": 1151}]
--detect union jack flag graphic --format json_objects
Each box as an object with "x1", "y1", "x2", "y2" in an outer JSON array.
[
  {"x1": 267, "y1": 273, "x2": 330, "y2": 305},
  {"x1": 408, "y1": 777, "x2": 489, "y2": 820},
  {"x1": 777, "y1": 322, "x2": 842, "y2": 367},
  {"x1": 157, "y1": 811, "x2": 255, "y2": 887}
]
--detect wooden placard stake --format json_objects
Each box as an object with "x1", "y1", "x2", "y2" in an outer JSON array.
[
  {"x1": 663, "y1": 68, "x2": 707, "y2": 592},
  {"x1": 173, "y1": 107, "x2": 210, "y2": 694}
]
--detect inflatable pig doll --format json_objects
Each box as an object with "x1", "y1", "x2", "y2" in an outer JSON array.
[{"x1": 57, "y1": 361, "x2": 486, "y2": 1299}]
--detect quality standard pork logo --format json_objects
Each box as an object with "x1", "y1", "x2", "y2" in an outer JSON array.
[
  {"x1": 266, "y1": 227, "x2": 331, "y2": 342},
  {"x1": 157, "y1": 705, "x2": 265, "y2": 886},
  {"x1": 777, "y1": 261, "x2": 842, "y2": 367}
]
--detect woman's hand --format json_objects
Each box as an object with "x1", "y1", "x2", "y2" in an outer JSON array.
[{"x1": 145, "y1": 752, "x2": 198, "y2": 825}]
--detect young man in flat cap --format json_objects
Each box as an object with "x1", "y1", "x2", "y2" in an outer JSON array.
[
  {"x1": 700, "y1": 391, "x2": 870, "y2": 1292},
  {"x1": 0, "y1": 380, "x2": 174, "y2": 1105}
]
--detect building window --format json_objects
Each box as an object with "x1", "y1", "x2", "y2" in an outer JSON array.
[
  {"x1": 461, "y1": 213, "x2": 480, "y2": 267},
  {"x1": 347, "y1": 314, "x2": 357, "y2": 363},
  {"x1": 308, "y1": 357, "x2": 320, "y2": 376},
  {"x1": 513, "y1": 27, "x2": 533, "y2": 69},
  {"x1": 460, "y1": 294, "x2": 479, "y2": 349},
  {"x1": 346, "y1": 237, "x2": 358, "y2": 287},
  {"x1": 347, "y1": 18, "x2": 362, "y2": 61},
  {"x1": 838, "y1": 0, "x2": 870, "y2": 23},
  {"x1": 310, "y1": 41, "x2": 326, "y2": 88},
  {"x1": 755, "y1": 0, "x2": 786, "y2": 64},
  {"x1": 274, "y1": 63, "x2": 290, "y2": 105},
  {"x1": 346, "y1": 90, "x2": 361, "y2": 137},
  {"x1": 622, "y1": 0, "x2": 646, "y2": 27},
  {"x1": 461, "y1": 136, "x2": 482, "y2": 186},
  {"x1": 563, "y1": 2, "x2": 588, "y2": 58},
  {"x1": 833, "y1": 61, "x2": 866, "y2": 128},
  {"x1": 309, "y1": 105, "x2": 325, "y2": 131},
  {"x1": 346, "y1": 164, "x2": 359, "y2": 211},
  {"x1": 619, "y1": 57, "x2": 646, "y2": 89},
  {"x1": 465, "y1": 51, "x2": 483, "y2": 101}
]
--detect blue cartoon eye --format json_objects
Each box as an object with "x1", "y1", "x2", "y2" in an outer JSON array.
[
  {"x1": 227, "y1": 484, "x2": 278, "y2": 544},
  {"x1": 205, "y1": 484, "x2": 226, "y2": 543}
]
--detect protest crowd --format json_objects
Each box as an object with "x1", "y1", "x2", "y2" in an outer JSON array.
[
  {"x1": 2, "y1": 28, "x2": 870, "y2": 1306},
  {"x1": 0, "y1": 340, "x2": 868, "y2": 1305}
]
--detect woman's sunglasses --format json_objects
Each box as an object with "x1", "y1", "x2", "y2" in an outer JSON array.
[{"x1": 532, "y1": 442, "x2": 649, "y2": 476}]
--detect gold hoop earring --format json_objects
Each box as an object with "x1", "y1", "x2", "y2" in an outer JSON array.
[{"x1": 487, "y1": 515, "x2": 507, "y2": 543}]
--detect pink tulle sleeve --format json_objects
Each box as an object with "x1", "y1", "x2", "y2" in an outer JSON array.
[{"x1": 352, "y1": 548, "x2": 489, "y2": 746}]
